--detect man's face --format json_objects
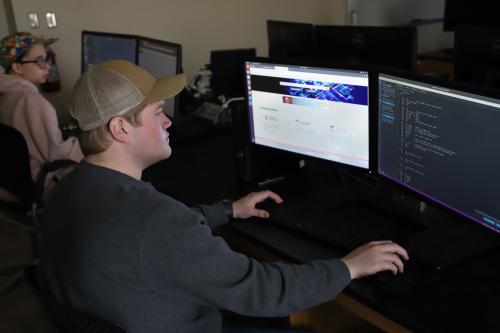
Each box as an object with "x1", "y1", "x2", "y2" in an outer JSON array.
[
  {"x1": 13, "y1": 44, "x2": 51, "y2": 85},
  {"x1": 132, "y1": 100, "x2": 172, "y2": 168}
]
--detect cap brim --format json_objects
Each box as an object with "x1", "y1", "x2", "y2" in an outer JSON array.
[
  {"x1": 42, "y1": 37, "x2": 58, "y2": 46},
  {"x1": 144, "y1": 73, "x2": 186, "y2": 104}
]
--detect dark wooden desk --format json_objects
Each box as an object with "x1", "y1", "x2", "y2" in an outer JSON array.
[{"x1": 144, "y1": 131, "x2": 500, "y2": 333}]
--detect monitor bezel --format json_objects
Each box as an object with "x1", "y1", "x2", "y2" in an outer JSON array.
[
  {"x1": 376, "y1": 67, "x2": 500, "y2": 234},
  {"x1": 245, "y1": 56, "x2": 376, "y2": 173}
]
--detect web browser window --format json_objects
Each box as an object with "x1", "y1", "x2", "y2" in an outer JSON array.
[{"x1": 246, "y1": 61, "x2": 369, "y2": 169}]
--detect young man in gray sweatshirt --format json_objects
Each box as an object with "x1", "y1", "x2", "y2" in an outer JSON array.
[{"x1": 41, "y1": 60, "x2": 408, "y2": 333}]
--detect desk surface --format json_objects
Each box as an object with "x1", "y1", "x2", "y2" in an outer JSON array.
[{"x1": 144, "y1": 131, "x2": 500, "y2": 333}]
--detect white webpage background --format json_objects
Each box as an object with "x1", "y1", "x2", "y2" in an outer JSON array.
[{"x1": 252, "y1": 87, "x2": 369, "y2": 168}]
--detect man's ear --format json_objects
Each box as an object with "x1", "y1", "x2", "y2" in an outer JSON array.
[{"x1": 108, "y1": 117, "x2": 131, "y2": 143}]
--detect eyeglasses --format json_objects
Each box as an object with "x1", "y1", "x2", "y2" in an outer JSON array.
[{"x1": 15, "y1": 57, "x2": 50, "y2": 69}]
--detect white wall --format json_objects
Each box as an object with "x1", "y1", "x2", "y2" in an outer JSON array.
[
  {"x1": 346, "y1": 0, "x2": 444, "y2": 26},
  {"x1": 10, "y1": 0, "x2": 346, "y2": 121},
  {"x1": 346, "y1": 0, "x2": 453, "y2": 53},
  {"x1": 0, "y1": 0, "x2": 11, "y2": 39}
]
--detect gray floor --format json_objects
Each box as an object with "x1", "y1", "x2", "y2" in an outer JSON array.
[{"x1": 0, "y1": 217, "x2": 57, "y2": 333}]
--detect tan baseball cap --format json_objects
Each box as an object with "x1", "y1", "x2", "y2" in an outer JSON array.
[{"x1": 69, "y1": 60, "x2": 186, "y2": 131}]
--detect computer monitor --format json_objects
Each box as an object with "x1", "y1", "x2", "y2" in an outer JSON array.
[
  {"x1": 210, "y1": 48, "x2": 256, "y2": 99},
  {"x1": 81, "y1": 31, "x2": 137, "y2": 73},
  {"x1": 378, "y1": 73, "x2": 500, "y2": 235},
  {"x1": 82, "y1": 31, "x2": 182, "y2": 119},
  {"x1": 267, "y1": 20, "x2": 314, "y2": 60},
  {"x1": 443, "y1": 0, "x2": 500, "y2": 31},
  {"x1": 138, "y1": 38, "x2": 181, "y2": 118},
  {"x1": 246, "y1": 60, "x2": 370, "y2": 170},
  {"x1": 314, "y1": 25, "x2": 417, "y2": 72},
  {"x1": 454, "y1": 26, "x2": 500, "y2": 89}
]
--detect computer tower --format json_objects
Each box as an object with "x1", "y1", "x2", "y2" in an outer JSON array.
[{"x1": 230, "y1": 101, "x2": 302, "y2": 191}]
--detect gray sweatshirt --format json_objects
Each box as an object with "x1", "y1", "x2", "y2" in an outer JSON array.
[{"x1": 40, "y1": 162, "x2": 351, "y2": 333}]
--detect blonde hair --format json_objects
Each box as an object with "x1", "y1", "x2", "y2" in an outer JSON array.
[{"x1": 77, "y1": 103, "x2": 146, "y2": 155}]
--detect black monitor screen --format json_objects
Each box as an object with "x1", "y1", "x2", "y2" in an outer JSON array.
[
  {"x1": 443, "y1": 0, "x2": 500, "y2": 31},
  {"x1": 314, "y1": 25, "x2": 417, "y2": 72},
  {"x1": 454, "y1": 27, "x2": 500, "y2": 89},
  {"x1": 210, "y1": 48, "x2": 256, "y2": 98},
  {"x1": 82, "y1": 32, "x2": 136, "y2": 73},
  {"x1": 267, "y1": 20, "x2": 314, "y2": 59},
  {"x1": 138, "y1": 39, "x2": 181, "y2": 118},
  {"x1": 378, "y1": 73, "x2": 500, "y2": 233},
  {"x1": 246, "y1": 61, "x2": 370, "y2": 169}
]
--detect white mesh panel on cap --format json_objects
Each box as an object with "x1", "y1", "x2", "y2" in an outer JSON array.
[{"x1": 69, "y1": 66, "x2": 145, "y2": 131}]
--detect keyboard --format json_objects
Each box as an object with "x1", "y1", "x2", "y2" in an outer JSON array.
[{"x1": 262, "y1": 192, "x2": 423, "y2": 252}]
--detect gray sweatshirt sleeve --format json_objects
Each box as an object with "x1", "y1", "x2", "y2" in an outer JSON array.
[
  {"x1": 190, "y1": 202, "x2": 229, "y2": 228},
  {"x1": 141, "y1": 203, "x2": 351, "y2": 317}
]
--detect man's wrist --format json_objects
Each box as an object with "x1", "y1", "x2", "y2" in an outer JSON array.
[{"x1": 221, "y1": 199, "x2": 234, "y2": 219}]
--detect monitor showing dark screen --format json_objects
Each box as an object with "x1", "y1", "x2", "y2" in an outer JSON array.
[
  {"x1": 246, "y1": 61, "x2": 370, "y2": 169},
  {"x1": 267, "y1": 20, "x2": 314, "y2": 59},
  {"x1": 314, "y1": 25, "x2": 417, "y2": 72},
  {"x1": 454, "y1": 26, "x2": 500, "y2": 89},
  {"x1": 210, "y1": 48, "x2": 256, "y2": 98},
  {"x1": 378, "y1": 73, "x2": 500, "y2": 233},
  {"x1": 138, "y1": 38, "x2": 181, "y2": 118},
  {"x1": 443, "y1": 0, "x2": 500, "y2": 31},
  {"x1": 82, "y1": 31, "x2": 136, "y2": 73}
]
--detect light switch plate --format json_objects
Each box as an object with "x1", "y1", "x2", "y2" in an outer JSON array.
[
  {"x1": 28, "y1": 13, "x2": 39, "y2": 28},
  {"x1": 46, "y1": 12, "x2": 57, "y2": 28}
]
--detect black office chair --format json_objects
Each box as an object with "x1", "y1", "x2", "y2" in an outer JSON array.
[
  {"x1": 24, "y1": 265, "x2": 127, "y2": 333},
  {"x1": 0, "y1": 123, "x2": 75, "y2": 295}
]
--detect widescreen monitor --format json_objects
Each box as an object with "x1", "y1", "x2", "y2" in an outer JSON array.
[
  {"x1": 314, "y1": 25, "x2": 417, "y2": 72},
  {"x1": 454, "y1": 26, "x2": 500, "y2": 89},
  {"x1": 267, "y1": 20, "x2": 314, "y2": 60},
  {"x1": 210, "y1": 48, "x2": 256, "y2": 98},
  {"x1": 82, "y1": 31, "x2": 182, "y2": 119},
  {"x1": 443, "y1": 0, "x2": 500, "y2": 31},
  {"x1": 138, "y1": 38, "x2": 181, "y2": 118},
  {"x1": 378, "y1": 73, "x2": 500, "y2": 234},
  {"x1": 81, "y1": 31, "x2": 137, "y2": 73},
  {"x1": 246, "y1": 60, "x2": 370, "y2": 170}
]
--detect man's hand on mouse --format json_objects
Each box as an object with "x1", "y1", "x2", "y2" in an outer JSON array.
[
  {"x1": 341, "y1": 240, "x2": 409, "y2": 280},
  {"x1": 232, "y1": 190, "x2": 283, "y2": 219}
]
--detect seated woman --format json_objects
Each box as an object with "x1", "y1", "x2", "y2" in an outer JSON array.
[{"x1": 0, "y1": 32, "x2": 83, "y2": 194}]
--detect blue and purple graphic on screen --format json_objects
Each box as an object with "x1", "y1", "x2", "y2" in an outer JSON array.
[{"x1": 284, "y1": 79, "x2": 368, "y2": 106}]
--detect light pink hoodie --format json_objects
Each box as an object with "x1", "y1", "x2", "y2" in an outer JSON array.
[{"x1": 0, "y1": 74, "x2": 83, "y2": 181}]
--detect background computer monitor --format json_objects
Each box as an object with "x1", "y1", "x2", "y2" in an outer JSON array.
[
  {"x1": 378, "y1": 72, "x2": 500, "y2": 235},
  {"x1": 82, "y1": 31, "x2": 137, "y2": 73},
  {"x1": 267, "y1": 20, "x2": 314, "y2": 59},
  {"x1": 454, "y1": 26, "x2": 500, "y2": 90},
  {"x1": 210, "y1": 48, "x2": 256, "y2": 99},
  {"x1": 137, "y1": 38, "x2": 182, "y2": 118},
  {"x1": 246, "y1": 60, "x2": 370, "y2": 170},
  {"x1": 443, "y1": 0, "x2": 500, "y2": 31},
  {"x1": 314, "y1": 25, "x2": 417, "y2": 72},
  {"x1": 82, "y1": 31, "x2": 182, "y2": 119}
]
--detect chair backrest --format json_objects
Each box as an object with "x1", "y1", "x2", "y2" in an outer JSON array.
[
  {"x1": 25, "y1": 265, "x2": 127, "y2": 333},
  {"x1": 0, "y1": 123, "x2": 35, "y2": 206}
]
